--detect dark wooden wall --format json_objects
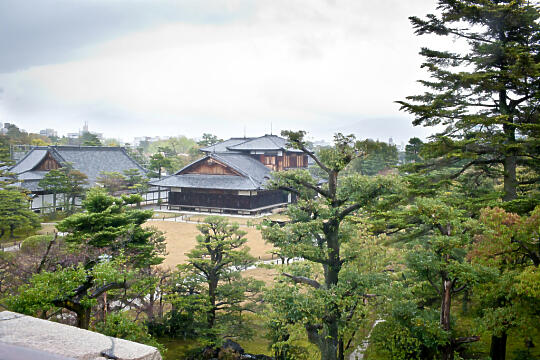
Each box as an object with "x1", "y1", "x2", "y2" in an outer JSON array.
[
  {"x1": 181, "y1": 159, "x2": 240, "y2": 176},
  {"x1": 257, "y1": 152, "x2": 308, "y2": 171},
  {"x1": 169, "y1": 188, "x2": 288, "y2": 210},
  {"x1": 36, "y1": 152, "x2": 61, "y2": 171}
]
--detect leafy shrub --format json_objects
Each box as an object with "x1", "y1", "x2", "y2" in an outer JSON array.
[
  {"x1": 94, "y1": 312, "x2": 165, "y2": 354},
  {"x1": 371, "y1": 320, "x2": 422, "y2": 360},
  {"x1": 20, "y1": 234, "x2": 53, "y2": 253}
]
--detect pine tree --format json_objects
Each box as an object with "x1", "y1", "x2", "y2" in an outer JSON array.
[
  {"x1": 0, "y1": 189, "x2": 40, "y2": 240},
  {"x1": 262, "y1": 131, "x2": 398, "y2": 360},
  {"x1": 398, "y1": 0, "x2": 540, "y2": 212},
  {"x1": 175, "y1": 216, "x2": 262, "y2": 344}
]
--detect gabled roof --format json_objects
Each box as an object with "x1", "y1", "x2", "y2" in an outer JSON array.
[
  {"x1": 9, "y1": 149, "x2": 53, "y2": 174},
  {"x1": 50, "y1": 146, "x2": 147, "y2": 184},
  {"x1": 10, "y1": 146, "x2": 147, "y2": 190},
  {"x1": 199, "y1": 135, "x2": 303, "y2": 154},
  {"x1": 199, "y1": 138, "x2": 253, "y2": 153},
  {"x1": 226, "y1": 135, "x2": 303, "y2": 153},
  {"x1": 152, "y1": 152, "x2": 272, "y2": 191}
]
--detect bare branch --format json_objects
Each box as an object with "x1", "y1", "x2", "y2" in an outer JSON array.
[
  {"x1": 90, "y1": 281, "x2": 127, "y2": 299},
  {"x1": 454, "y1": 336, "x2": 480, "y2": 344},
  {"x1": 282, "y1": 273, "x2": 321, "y2": 289}
]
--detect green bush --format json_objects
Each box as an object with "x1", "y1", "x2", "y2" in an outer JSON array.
[
  {"x1": 94, "y1": 312, "x2": 165, "y2": 354},
  {"x1": 371, "y1": 320, "x2": 423, "y2": 360},
  {"x1": 20, "y1": 235, "x2": 53, "y2": 253}
]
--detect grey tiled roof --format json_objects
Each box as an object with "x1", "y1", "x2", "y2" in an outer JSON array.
[
  {"x1": 51, "y1": 146, "x2": 146, "y2": 185},
  {"x1": 10, "y1": 149, "x2": 49, "y2": 174},
  {"x1": 17, "y1": 171, "x2": 48, "y2": 181},
  {"x1": 211, "y1": 153, "x2": 270, "y2": 184},
  {"x1": 10, "y1": 146, "x2": 147, "y2": 191},
  {"x1": 200, "y1": 138, "x2": 253, "y2": 153},
  {"x1": 152, "y1": 152, "x2": 272, "y2": 191},
  {"x1": 151, "y1": 174, "x2": 260, "y2": 190},
  {"x1": 227, "y1": 135, "x2": 303, "y2": 152}
]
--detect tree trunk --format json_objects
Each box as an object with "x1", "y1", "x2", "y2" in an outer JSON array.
[
  {"x1": 500, "y1": 90, "x2": 517, "y2": 202},
  {"x1": 207, "y1": 276, "x2": 218, "y2": 331},
  {"x1": 9, "y1": 224, "x2": 15, "y2": 240},
  {"x1": 77, "y1": 307, "x2": 91, "y2": 329},
  {"x1": 52, "y1": 192, "x2": 57, "y2": 211},
  {"x1": 503, "y1": 155, "x2": 517, "y2": 201},
  {"x1": 441, "y1": 279, "x2": 453, "y2": 360},
  {"x1": 440, "y1": 279, "x2": 452, "y2": 331},
  {"x1": 319, "y1": 224, "x2": 341, "y2": 360},
  {"x1": 490, "y1": 332, "x2": 507, "y2": 360}
]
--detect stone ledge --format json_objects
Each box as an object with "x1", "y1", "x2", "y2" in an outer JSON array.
[{"x1": 0, "y1": 311, "x2": 162, "y2": 360}]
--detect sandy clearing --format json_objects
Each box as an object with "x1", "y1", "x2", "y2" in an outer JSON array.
[
  {"x1": 242, "y1": 267, "x2": 279, "y2": 285},
  {"x1": 145, "y1": 221, "x2": 276, "y2": 269}
]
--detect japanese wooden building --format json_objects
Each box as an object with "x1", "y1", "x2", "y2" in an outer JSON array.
[
  {"x1": 151, "y1": 135, "x2": 308, "y2": 214},
  {"x1": 9, "y1": 146, "x2": 152, "y2": 211}
]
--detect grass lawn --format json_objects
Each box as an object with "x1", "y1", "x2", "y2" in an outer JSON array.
[
  {"x1": 158, "y1": 338, "x2": 200, "y2": 360},
  {"x1": 152, "y1": 212, "x2": 186, "y2": 219},
  {"x1": 37, "y1": 223, "x2": 57, "y2": 235},
  {"x1": 184, "y1": 213, "x2": 289, "y2": 226},
  {"x1": 0, "y1": 222, "x2": 58, "y2": 245},
  {"x1": 145, "y1": 221, "x2": 275, "y2": 269}
]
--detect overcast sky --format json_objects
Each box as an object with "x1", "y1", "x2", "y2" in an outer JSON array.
[{"x1": 0, "y1": 0, "x2": 447, "y2": 144}]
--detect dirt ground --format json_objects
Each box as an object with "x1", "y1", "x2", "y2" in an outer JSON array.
[
  {"x1": 145, "y1": 220, "x2": 276, "y2": 269},
  {"x1": 37, "y1": 224, "x2": 57, "y2": 235},
  {"x1": 243, "y1": 267, "x2": 279, "y2": 285}
]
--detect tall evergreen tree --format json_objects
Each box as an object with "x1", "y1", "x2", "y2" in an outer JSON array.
[
  {"x1": 397, "y1": 0, "x2": 540, "y2": 212},
  {"x1": 262, "y1": 131, "x2": 398, "y2": 360}
]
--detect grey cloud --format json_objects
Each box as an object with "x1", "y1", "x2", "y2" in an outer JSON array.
[{"x1": 0, "y1": 0, "x2": 255, "y2": 73}]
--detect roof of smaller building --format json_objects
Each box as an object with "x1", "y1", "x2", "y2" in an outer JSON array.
[
  {"x1": 209, "y1": 153, "x2": 270, "y2": 184},
  {"x1": 199, "y1": 138, "x2": 253, "y2": 153},
  {"x1": 226, "y1": 135, "x2": 303, "y2": 153}
]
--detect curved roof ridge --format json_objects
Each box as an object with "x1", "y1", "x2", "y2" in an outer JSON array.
[
  {"x1": 211, "y1": 153, "x2": 249, "y2": 177},
  {"x1": 9, "y1": 147, "x2": 50, "y2": 174}
]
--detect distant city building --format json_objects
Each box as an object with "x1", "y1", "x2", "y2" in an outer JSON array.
[
  {"x1": 133, "y1": 135, "x2": 170, "y2": 147},
  {"x1": 39, "y1": 128, "x2": 57, "y2": 137}
]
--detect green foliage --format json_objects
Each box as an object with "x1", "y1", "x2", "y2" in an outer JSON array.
[
  {"x1": 148, "y1": 153, "x2": 173, "y2": 179},
  {"x1": 38, "y1": 165, "x2": 88, "y2": 211},
  {"x1": 397, "y1": 0, "x2": 540, "y2": 209},
  {"x1": 468, "y1": 206, "x2": 540, "y2": 347},
  {"x1": 97, "y1": 171, "x2": 127, "y2": 195},
  {"x1": 261, "y1": 131, "x2": 401, "y2": 360},
  {"x1": 0, "y1": 189, "x2": 40, "y2": 240},
  {"x1": 5, "y1": 265, "x2": 89, "y2": 315},
  {"x1": 347, "y1": 139, "x2": 398, "y2": 176},
  {"x1": 20, "y1": 234, "x2": 54, "y2": 253},
  {"x1": 371, "y1": 320, "x2": 423, "y2": 360},
  {"x1": 80, "y1": 132, "x2": 102, "y2": 146},
  {"x1": 57, "y1": 188, "x2": 165, "y2": 267},
  {"x1": 197, "y1": 133, "x2": 222, "y2": 147},
  {"x1": 172, "y1": 216, "x2": 263, "y2": 344},
  {"x1": 94, "y1": 312, "x2": 164, "y2": 353},
  {"x1": 404, "y1": 137, "x2": 424, "y2": 164}
]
